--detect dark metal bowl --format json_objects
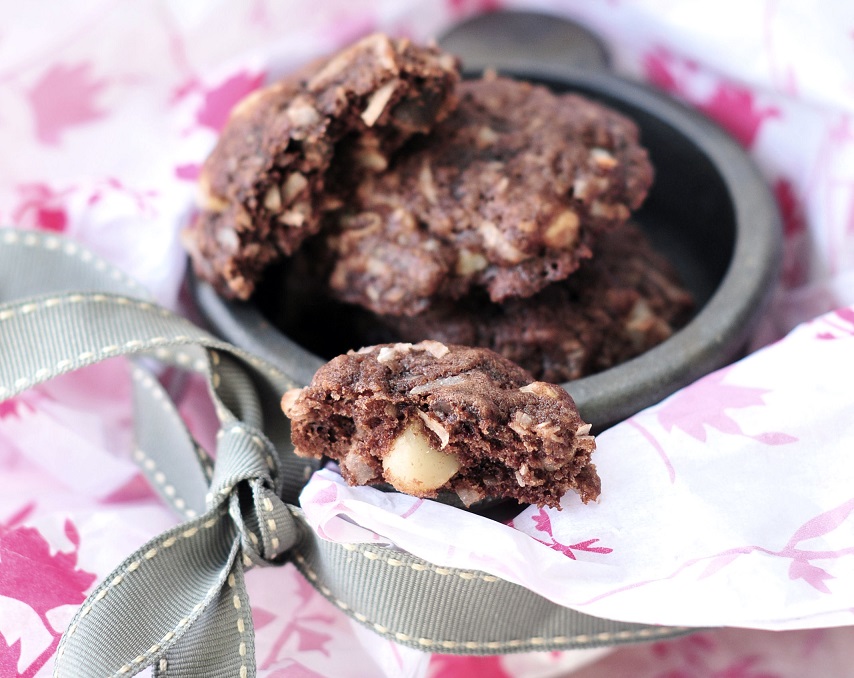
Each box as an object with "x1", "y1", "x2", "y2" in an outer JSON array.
[{"x1": 190, "y1": 11, "x2": 781, "y2": 431}]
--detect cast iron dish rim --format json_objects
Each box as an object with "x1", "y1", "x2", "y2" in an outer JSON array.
[{"x1": 189, "y1": 65, "x2": 782, "y2": 429}]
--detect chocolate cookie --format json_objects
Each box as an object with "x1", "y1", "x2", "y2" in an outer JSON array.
[
  {"x1": 369, "y1": 223, "x2": 694, "y2": 383},
  {"x1": 184, "y1": 34, "x2": 460, "y2": 299},
  {"x1": 324, "y1": 74, "x2": 653, "y2": 316},
  {"x1": 281, "y1": 341, "x2": 599, "y2": 508}
]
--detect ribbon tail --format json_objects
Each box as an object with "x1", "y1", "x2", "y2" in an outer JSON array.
[
  {"x1": 55, "y1": 509, "x2": 239, "y2": 678},
  {"x1": 154, "y1": 556, "x2": 256, "y2": 678}
]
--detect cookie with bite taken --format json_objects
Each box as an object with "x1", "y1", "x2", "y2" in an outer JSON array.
[
  {"x1": 281, "y1": 341, "x2": 599, "y2": 509},
  {"x1": 184, "y1": 33, "x2": 460, "y2": 299}
]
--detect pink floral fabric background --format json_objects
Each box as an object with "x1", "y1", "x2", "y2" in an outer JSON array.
[{"x1": 1, "y1": 1, "x2": 854, "y2": 676}]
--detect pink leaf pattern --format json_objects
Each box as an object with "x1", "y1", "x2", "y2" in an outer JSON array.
[
  {"x1": 649, "y1": 642, "x2": 781, "y2": 678},
  {"x1": 428, "y1": 655, "x2": 512, "y2": 678},
  {"x1": 99, "y1": 473, "x2": 159, "y2": 504},
  {"x1": 774, "y1": 179, "x2": 807, "y2": 239},
  {"x1": 253, "y1": 606, "x2": 278, "y2": 631},
  {"x1": 591, "y1": 628, "x2": 817, "y2": 677},
  {"x1": 259, "y1": 574, "x2": 336, "y2": 669},
  {"x1": 11, "y1": 183, "x2": 71, "y2": 232},
  {"x1": 174, "y1": 163, "x2": 202, "y2": 181},
  {"x1": 819, "y1": 307, "x2": 854, "y2": 339},
  {"x1": 529, "y1": 508, "x2": 613, "y2": 560},
  {"x1": 312, "y1": 484, "x2": 339, "y2": 505},
  {"x1": 266, "y1": 662, "x2": 328, "y2": 678},
  {"x1": 0, "y1": 399, "x2": 31, "y2": 420},
  {"x1": 0, "y1": 507, "x2": 96, "y2": 677},
  {"x1": 0, "y1": 515, "x2": 96, "y2": 619},
  {"x1": 656, "y1": 368, "x2": 798, "y2": 445},
  {"x1": 446, "y1": 0, "x2": 503, "y2": 16},
  {"x1": 26, "y1": 62, "x2": 109, "y2": 145},
  {"x1": 643, "y1": 48, "x2": 779, "y2": 148},
  {"x1": 0, "y1": 634, "x2": 22, "y2": 677},
  {"x1": 773, "y1": 179, "x2": 809, "y2": 287},
  {"x1": 85, "y1": 177, "x2": 159, "y2": 217},
  {"x1": 788, "y1": 560, "x2": 834, "y2": 594},
  {"x1": 585, "y1": 496, "x2": 854, "y2": 605},
  {"x1": 696, "y1": 85, "x2": 780, "y2": 149},
  {"x1": 195, "y1": 71, "x2": 266, "y2": 132}
]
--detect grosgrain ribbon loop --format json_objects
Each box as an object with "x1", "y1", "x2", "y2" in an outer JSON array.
[{"x1": 53, "y1": 393, "x2": 303, "y2": 678}]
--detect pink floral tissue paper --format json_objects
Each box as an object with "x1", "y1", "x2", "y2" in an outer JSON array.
[{"x1": 2, "y1": 1, "x2": 854, "y2": 677}]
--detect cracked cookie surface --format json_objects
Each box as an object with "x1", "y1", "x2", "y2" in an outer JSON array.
[{"x1": 323, "y1": 75, "x2": 653, "y2": 315}]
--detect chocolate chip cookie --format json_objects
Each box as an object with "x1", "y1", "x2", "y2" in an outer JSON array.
[
  {"x1": 374, "y1": 222, "x2": 694, "y2": 382},
  {"x1": 323, "y1": 74, "x2": 653, "y2": 316},
  {"x1": 281, "y1": 341, "x2": 599, "y2": 508},
  {"x1": 184, "y1": 34, "x2": 460, "y2": 299}
]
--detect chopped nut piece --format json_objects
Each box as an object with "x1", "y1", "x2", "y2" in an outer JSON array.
[
  {"x1": 382, "y1": 421, "x2": 461, "y2": 493},
  {"x1": 277, "y1": 202, "x2": 310, "y2": 227},
  {"x1": 479, "y1": 220, "x2": 526, "y2": 264},
  {"x1": 263, "y1": 185, "x2": 282, "y2": 213},
  {"x1": 419, "y1": 161, "x2": 438, "y2": 205},
  {"x1": 455, "y1": 486, "x2": 485, "y2": 507},
  {"x1": 409, "y1": 374, "x2": 465, "y2": 395},
  {"x1": 361, "y1": 80, "x2": 398, "y2": 127},
  {"x1": 416, "y1": 410, "x2": 450, "y2": 448},
  {"x1": 355, "y1": 149, "x2": 389, "y2": 172},
  {"x1": 198, "y1": 173, "x2": 228, "y2": 213},
  {"x1": 285, "y1": 97, "x2": 321, "y2": 127},
  {"x1": 421, "y1": 340, "x2": 450, "y2": 359},
  {"x1": 377, "y1": 343, "x2": 413, "y2": 363},
  {"x1": 508, "y1": 410, "x2": 535, "y2": 438},
  {"x1": 455, "y1": 249, "x2": 489, "y2": 276},
  {"x1": 543, "y1": 210, "x2": 580, "y2": 250},
  {"x1": 520, "y1": 382, "x2": 561, "y2": 398},
  {"x1": 476, "y1": 125, "x2": 499, "y2": 147},
  {"x1": 281, "y1": 173, "x2": 308, "y2": 203},
  {"x1": 590, "y1": 147, "x2": 618, "y2": 169},
  {"x1": 590, "y1": 201, "x2": 630, "y2": 221},
  {"x1": 280, "y1": 388, "x2": 304, "y2": 417},
  {"x1": 342, "y1": 452, "x2": 378, "y2": 484},
  {"x1": 230, "y1": 88, "x2": 267, "y2": 119}
]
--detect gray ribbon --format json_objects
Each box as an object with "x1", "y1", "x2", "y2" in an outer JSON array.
[{"x1": 0, "y1": 229, "x2": 691, "y2": 678}]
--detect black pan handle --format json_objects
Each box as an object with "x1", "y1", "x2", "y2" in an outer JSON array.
[{"x1": 438, "y1": 10, "x2": 610, "y2": 73}]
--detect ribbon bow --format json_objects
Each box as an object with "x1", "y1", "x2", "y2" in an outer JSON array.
[
  {"x1": 0, "y1": 228, "x2": 688, "y2": 677},
  {"x1": 0, "y1": 229, "x2": 320, "y2": 677},
  {"x1": 55, "y1": 410, "x2": 306, "y2": 678}
]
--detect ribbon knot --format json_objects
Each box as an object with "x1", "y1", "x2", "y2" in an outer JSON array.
[
  {"x1": 53, "y1": 374, "x2": 308, "y2": 678},
  {"x1": 209, "y1": 424, "x2": 303, "y2": 567}
]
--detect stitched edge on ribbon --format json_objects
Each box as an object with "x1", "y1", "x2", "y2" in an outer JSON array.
[
  {"x1": 0, "y1": 294, "x2": 297, "y2": 402},
  {"x1": 289, "y1": 527, "x2": 695, "y2": 653},
  {"x1": 54, "y1": 509, "x2": 233, "y2": 678},
  {"x1": 0, "y1": 229, "x2": 147, "y2": 296},
  {"x1": 132, "y1": 364, "x2": 214, "y2": 519}
]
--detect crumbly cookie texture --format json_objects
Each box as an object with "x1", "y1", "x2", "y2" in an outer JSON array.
[
  {"x1": 324, "y1": 74, "x2": 653, "y2": 316},
  {"x1": 376, "y1": 222, "x2": 694, "y2": 383},
  {"x1": 281, "y1": 341, "x2": 599, "y2": 508},
  {"x1": 184, "y1": 33, "x2": 460, "y2": 299}
]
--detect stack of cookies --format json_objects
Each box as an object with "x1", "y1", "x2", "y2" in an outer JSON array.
[{"x1": 185, "y1": 33, "x2": 693, "y2": 386}]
